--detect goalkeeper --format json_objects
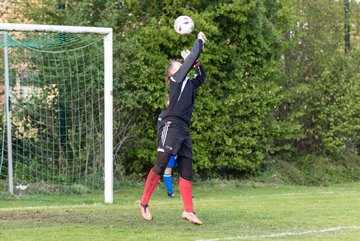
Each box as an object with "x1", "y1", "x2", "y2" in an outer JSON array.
[{"x1": 139, "y1": 32, "x2": 207, "y2": 225}]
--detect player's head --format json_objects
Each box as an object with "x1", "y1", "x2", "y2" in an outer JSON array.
[{"x1": 165, "y1": 60, "x2": 182, "y2": 84}]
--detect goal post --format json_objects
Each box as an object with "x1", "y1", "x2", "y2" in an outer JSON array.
[{"x1": 0, "y1": 23, "x2": 113, "y2": 204}]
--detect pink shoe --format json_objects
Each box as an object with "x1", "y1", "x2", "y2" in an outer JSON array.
[
  {"x1": 139, "y1": 203, "x2": 152, "y2": 221},
  {"x1": 182, "y1": 211, "x2": 203, "y2": 225}
]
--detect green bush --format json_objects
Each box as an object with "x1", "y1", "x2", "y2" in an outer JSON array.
[{"x1": 257, "y1": 149, "x2": 360, "y2": 186}]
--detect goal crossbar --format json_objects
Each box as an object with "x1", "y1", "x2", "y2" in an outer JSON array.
[
  {"x1": 0, "y1": 23, "x2": 112, "y2": 35},
  {"x1": 0, "y1": 23, "x2": 113, "y2": 204}
]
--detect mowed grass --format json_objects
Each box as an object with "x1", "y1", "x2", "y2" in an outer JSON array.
[{"x1": 1, "y1": 181, "x2": 360, "y2": 241}]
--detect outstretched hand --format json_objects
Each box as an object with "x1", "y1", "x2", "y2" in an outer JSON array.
[
  {"x1": 181, "y1": 49, "x2": 191, "y2": 60},
  {"x1": 197, "y1": 32, "x2": 207, "y2": 43}
]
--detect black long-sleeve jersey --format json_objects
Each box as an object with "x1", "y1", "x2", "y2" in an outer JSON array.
[{"x1": 162, "y1": 39, "x2": 205, "y2": 126}]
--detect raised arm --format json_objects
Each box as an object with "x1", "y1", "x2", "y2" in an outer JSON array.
[{"x1": 171, "y1": 32, "x2": 206, "y2": 83}]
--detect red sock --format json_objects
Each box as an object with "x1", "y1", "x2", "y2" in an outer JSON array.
[
  {"x1": 179, "y1": 177, "x2": 194, "y2": 212},
  {"x1": 140, "y1": 169, "x2": 161, "y2": 205}
]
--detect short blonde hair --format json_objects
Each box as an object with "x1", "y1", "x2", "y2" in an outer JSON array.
[{"x1": 165, "y1": 60, "x2": 182, "y2": 84}]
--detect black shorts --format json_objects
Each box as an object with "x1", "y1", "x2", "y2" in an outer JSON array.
[{"x1": 157, "y1": 117, "x2": 192, "y2": 159}]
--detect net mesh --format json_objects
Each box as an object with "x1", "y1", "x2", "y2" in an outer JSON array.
[{"x1": 0, "y1": 31, "x2": 105, "y2": 195}]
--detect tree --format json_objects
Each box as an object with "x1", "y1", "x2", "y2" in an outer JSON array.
[
  {"x1": 282, "y1": 0, "x2": 360, "y2": 155},
  {"x1": 23, "y1": 0, "x2": 298, "y2": 177}
]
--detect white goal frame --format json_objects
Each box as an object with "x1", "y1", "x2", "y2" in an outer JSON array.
[{"x1": 0, "y1": 23, "x2": 113, "y2": 204}]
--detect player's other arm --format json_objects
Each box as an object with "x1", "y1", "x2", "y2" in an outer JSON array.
[{"x1": 192, "y1": 64, "x2": 206, "y2": 90}]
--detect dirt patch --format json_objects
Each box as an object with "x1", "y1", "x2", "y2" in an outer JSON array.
[{"x1": 0, "y1": 210, "x2": 92, "y2": 224}]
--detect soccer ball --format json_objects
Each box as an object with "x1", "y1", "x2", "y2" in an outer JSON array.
[{"x1": 174, "y1": 16, "x2": 194, "y2": 35}]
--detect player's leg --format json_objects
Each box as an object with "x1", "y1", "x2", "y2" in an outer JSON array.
[
  {"x1": 177, "y1": 156, "x2": 193, "y2": 211},
  {"x1": 164, "y1": 155, "x2": 176, "y2": 197},
  {"x1": 140, "y1": 120, "x2": 181, "y2": 221},
  {"x1": 139, "y1": 151, "x2": 171, "y2": 220},
  {"x1": 164, "y1": 167, "x2": 174, "y2": 197},
  {"x1": 177, "y1": 155, "x2": 203, "y2": 225}
]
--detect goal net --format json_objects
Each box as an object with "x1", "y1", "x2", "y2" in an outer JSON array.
[{"x1": 0, "y1": 24, "x2": 113, "y2": 202}]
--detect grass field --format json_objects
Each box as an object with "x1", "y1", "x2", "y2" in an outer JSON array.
[{"x1": 1, "y1": 181, "x2": 360, "y2": 241}]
